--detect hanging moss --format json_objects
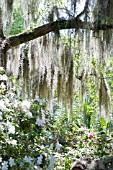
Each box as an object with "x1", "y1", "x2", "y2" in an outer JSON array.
[
  {"x1": 99, "y1": 76, "x2": 111, "y2": 122},
  {"x1": 3, "y1": 0, "x2": 113, "y2": 122},
  {"x1": 91, "y1": 0, "x2": 113, "y2": 120}
]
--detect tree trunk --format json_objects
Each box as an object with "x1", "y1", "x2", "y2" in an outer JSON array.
[
  {"x1": 0, "y1": 7, "x2": 7, "y2": 67},
  {"x1": 71, "y1": 157, "x2": 113, "y2": 170}
]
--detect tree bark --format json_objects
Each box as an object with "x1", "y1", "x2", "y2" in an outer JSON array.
[
  {"x1": 0, "y1": 7, "x2": 112, "y2": 66},
  {"x1": 0, "y1": 8, "x2": 5, "y2": 39},
  {"x1": 4, "y1": 19, "x2": 113, "y2": 52},
  {"x1": 0, "y1": 7, "x2": 7, "y2": 66},
  {"x1": 0, "y1": 2, "x2": 112, "y2": 52},
  {"x1": 71, "y1": 157, "x2": 113, "y2": 170}
]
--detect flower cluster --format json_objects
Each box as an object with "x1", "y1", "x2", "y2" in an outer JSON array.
[
  {"x1": 0, "y1": 71, "x2": 113, "y2": 170},
  {"x1": 0, "y1": 73, "x2": 61, "y2": 170}
]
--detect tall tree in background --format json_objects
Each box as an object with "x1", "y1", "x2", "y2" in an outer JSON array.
[{"x1": 0, "y1": 0, "x2": 113, "y2": 120}]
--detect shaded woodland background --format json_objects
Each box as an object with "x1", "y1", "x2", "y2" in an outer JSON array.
[
  {"x1": 0, "y1": 0, "x2": 113, "y2": 121},
  {"x1": 0, "y1": 0, "x2": 113, "y2": 169}
]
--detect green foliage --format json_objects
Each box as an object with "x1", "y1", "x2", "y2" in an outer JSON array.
[
  {"x1": 0, "y1": 70, "x2": 113, "y2": 169},
  {"x1": 5, "y1": 9, "x2": 24, "y2": 36},
  {"x1": 10, "y1": 9, "x2": 24, "y2": 35},
  {"x1": 100, "y1": 117, "x2": 107, "y2": 131}
]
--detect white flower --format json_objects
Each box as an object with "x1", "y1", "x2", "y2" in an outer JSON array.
[
  {"x1": 4, "y1": 98, "x2": 10, "y2": 106},
  {"x1": 0, "y1": 82, "x2": 6, "y2": 89},
  {"x1": 0, "y1": 112, "x2": 3, "y2": 120},
  {"x1": 56, "y1": 141, "x2": 61, "y2": 151},
  {"x1": 40, "y1": 145, "x2": 45, "y2": 149},
  {"x1": 27, "y1": 111, "x2": 33, "y2": 118},
  {"x1": 7, "y1": 121, "x2": 15, "y2": 134},
  {"x1": 24, "y1": 156, "x2": 33, "y2": 164},
  {"x1": 34, "y1": 165, "x2": 39, "y2": 169},
  {"x1": 21, "y1": 100, "x2": 31, "y2": 111},
  {"x1": 50, "y1": 143, "x2": 54, "y2": 149},
  {"x1": 8, "y1": 126, "x2": 15, "y2": 134},
  {"x1": 0, "y1": 100, "x2": 6, "y2": 110},
  {"x1": 37, "y1": 155, "x2": 43, "y2": 165},
  {"x1": 47, "y1": 156, "x2": 56, "y2": 170},
  {"x1": 9, "y1": 157, "x2": 15, "y2": 167},
  {"x1": 0, "y1": 100, "x2": 4, "y2": 105},
  {"x1": 78, "y1": 151, "x2": 82, "y2": 158},
  {"x1": 0, "y1": 123, "x2": 4, "y2": 131},
  {"x1": 0, "y1": 157, "x2": 2, "y2": 162},
  {"x1": 35, "y1": 118, "x2": 44, "y2": 126},
  {"x1": 2, "y1": 161, "x2": 8, "y2": 170},
  {"x1": 13, "y1": 100, "x2": 18, "y2": 108},
  {"x1": 11, "y1": 139, "x2": 17, "y2": 146},
  {"x1": 0, "y1": 74, "x2": 8, "y2": 81}
]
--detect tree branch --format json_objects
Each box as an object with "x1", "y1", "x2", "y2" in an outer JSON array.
[
  {"x1": 76, "y1": 0, "x2": 90, "y2": 20},
  {"x1": 5, "y1": 19, "x2": 113, "y2": 51}
]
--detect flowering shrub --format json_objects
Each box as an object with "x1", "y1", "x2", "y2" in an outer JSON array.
[
  {"x1": 0, "y1": 67, "x2": 113, "y2": 170},
  {"x1": 0, "y1": 68, "x2": 60, "y2": 170}
]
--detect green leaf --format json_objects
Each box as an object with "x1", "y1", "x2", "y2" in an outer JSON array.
[
  {"x1": 84, "y1": 102, "x2": 88, "y2": 114},
  {"x1": 100, "y1": 117, "x2": 107, "y2": 129}
]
